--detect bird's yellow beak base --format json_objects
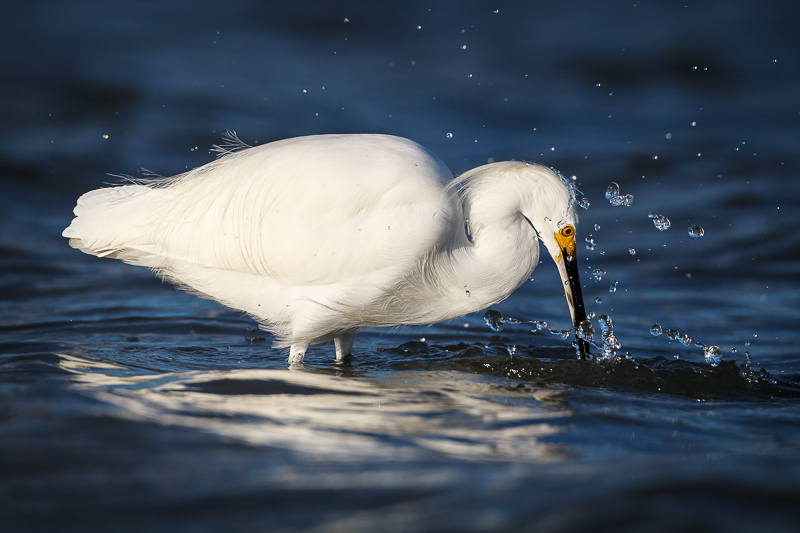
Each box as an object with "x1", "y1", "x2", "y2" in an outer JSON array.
[{"x1": 553, "y1": 225, "x2": 577, "y2": 260}]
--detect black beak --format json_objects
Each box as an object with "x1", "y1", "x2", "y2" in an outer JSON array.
[
  {"x1": 563, "y1": 252, "x2": 590, "y2": 358},
  {"x1": 554, "y1": 226, "x2": 590, "y2": 359}
]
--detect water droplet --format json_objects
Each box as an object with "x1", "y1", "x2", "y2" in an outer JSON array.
[
  {"x1": 605, "y1": 182, "x2": 634, "y2": 206},
  {"x1": 688, "y1": 225, "x2": 704, "y2": 238},
  {"x1": 483, "y1": 310, "x2": 504, "y2": 332},
  {"x1": 532, "y1": 320, "x2": 547, "y2": 331},
  {"x1": 446, "y1": 132, "x2": 453, "y2": 138},
  {"x1": 609, "y1": 280, "x2": 618, "y2": 293},
  {"x1": 595, "y1": 297, "x2": 603, "y2": 304},
  {"x1": 667, "y1": 329, "x2": 679, "y2": 341},
  {"x1": 594, "y1": 224, "x2": 601, "y2": 231},
  {"x1": 416, "y1": 25, "x2": 422, "y2": 29},
  {"x1": 613, "y1": 194, "x2": 634, "y2": 207},
  {"x1": 387, "y1": 225, "x2": 392, "y2": 230},
  {"x1": 577, "y1": 320, "x2": 594, "y2": 343},
  {"x1": 598, "y1": 314, "x2": 611, "y2": 334},
  {"x1": 648, "y1": 212, "x2": 671, "y2": 231},
  {"x1": 465, "y1": 290, "x2": 471, "y2": 297},
  {"x1": 585, "y1": 237, "x2": 596, "y2": 251},
  {"x1": 592, "y1": 268, "x2": 606, "y2": 281},
  {"x1": 650, "y1": 323, "x2": 662, "y2": 337},
  {"x1": 745, "y1": 340, "x2": 751, "y2": 347},
  {"x1": 678, "y1": 333, "x2": 692, "y2": 347},
  {"x1": 578, "y1": 197, "x2": 590, "y2": 209},
  {"x1": 704, "y1": 345, "x2": 722, "y2": 366},
  {"x1": 460, "y1": 44, "x2": 467, "y2": 50},
  {"x1": 629, "y1": 247, "x2": 636, "y2": 255}
]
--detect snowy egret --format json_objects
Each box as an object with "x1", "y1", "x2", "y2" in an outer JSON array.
[{"x1": 63, "y1": 133, "x2": 588, "y2": 363}]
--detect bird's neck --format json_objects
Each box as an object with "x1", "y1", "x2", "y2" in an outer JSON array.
[
  {"x1": 458, "y1": 216, "x2": 540, "y2": 306},
  {"x1": 409, "y1": 215, "x2": 540, "y2": 324}
]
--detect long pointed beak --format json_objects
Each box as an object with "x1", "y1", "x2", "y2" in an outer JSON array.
[{"x1": 554, "y1": 226, "x2": 590, "y2": 359}]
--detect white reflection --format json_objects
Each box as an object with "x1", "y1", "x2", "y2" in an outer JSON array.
[{"x1": 58, "y1": 353, "x2": 569, "y2": 462}]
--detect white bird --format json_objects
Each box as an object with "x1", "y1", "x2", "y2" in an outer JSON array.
[{"x1": 63, "y1": 133, "x2": 588, "y2": 364}]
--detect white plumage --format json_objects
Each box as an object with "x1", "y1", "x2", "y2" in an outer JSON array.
[{"x1": 64, "y1": 133, "x2": 587, "y2": 363}]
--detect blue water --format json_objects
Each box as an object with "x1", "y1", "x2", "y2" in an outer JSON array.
[{"x1": 3, "y1": 1, "x2": 800, "y2": 531}]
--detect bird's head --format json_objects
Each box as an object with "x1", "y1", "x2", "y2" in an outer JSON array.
[
  {"x1": 516, "y1": 165, "x2": 590, "y2": 358},
  {"x1": 452, "y1": 162, "x2": 590, "y2": 357}
]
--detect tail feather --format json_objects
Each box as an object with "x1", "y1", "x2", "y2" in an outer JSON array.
[{"x1": 63, "y1": 184, "x2": 159, "y2": 260}]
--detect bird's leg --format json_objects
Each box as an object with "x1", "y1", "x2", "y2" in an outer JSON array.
[
  {"x1": 288, "y1": 343, "x2": 308, "y2": 364},
  {"x1": 334, "y1": 333, "x2": 356, "y2": 363}
]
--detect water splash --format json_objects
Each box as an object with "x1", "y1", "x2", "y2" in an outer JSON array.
[
  {"x1": 592, "y1": 268, "x2": 606, "y2": 281},
  {"x1": 648, "y1": 212, "x2": 671, "y2": 231},
  {"x1": 597, "y1": 314, "x2": 621, "y2": 359},
  {"x1": 688, "y1": 225, "x2": 705, "y2": 238},
  {"x1": 657, "y1": 326, "x2": 728, "y2": 367},
  {"x1": 605, "y1": 181, "x2": 634, "y2": 206},
  {"x1": 577, "y1": 197, "x2": 590, "y2": 210},
  {"x1": 585, "y1": 237, "x2": 596, "y2": 250},
  {"x1": 577, "y1": 319, "x2": 595, "y2": 344},
  {"x1": 483, "y1": 310, "x2": 504, "y2": 332},
  {"x1": 609, "y1": 280, "x2": 619, "y2": 293}
]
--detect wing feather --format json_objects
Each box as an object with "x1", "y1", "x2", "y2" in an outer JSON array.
[{"x1": 65, "y1": 134, "x2": 459, "y2": 288}]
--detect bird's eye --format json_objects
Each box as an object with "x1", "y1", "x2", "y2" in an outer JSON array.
[{"x1": 560, "y1": 225, "x2": 574, "y2": 237}]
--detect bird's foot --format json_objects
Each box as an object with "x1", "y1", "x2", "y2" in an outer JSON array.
[
  {"x1": 288, "y1": 344, "x2": 308, "y2": 364},
  {"x1": 334, "y1": 333, "x2": 356, "y2": 363}
]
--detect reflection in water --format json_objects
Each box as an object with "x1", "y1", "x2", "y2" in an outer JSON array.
[{"x1": 59, "y1": 354, "x2": 568, "y2": 462}]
